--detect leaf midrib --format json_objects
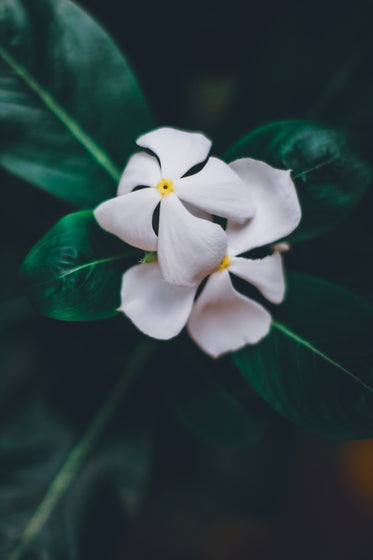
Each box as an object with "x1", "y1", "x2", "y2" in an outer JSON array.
[
  {"x1": 0, "y1": 45, "x2": 121, "y2": 182},
  {"x1": 33, "y1": 251, "x2": 133, "y2": 286},
  {"x1": 292, "y1": 156, "x2": 338, "y2": 179},
  {"x1": 272, "y1": 320, "x2": 373, "y2": 393}
]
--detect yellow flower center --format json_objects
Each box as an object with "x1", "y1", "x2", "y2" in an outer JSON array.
[
  {"x1": 156, "y1": 179, "x2": 174, "y2": 196},
  {"x1": 217, "y1": 254, "x2": 231, "y2": 272}
]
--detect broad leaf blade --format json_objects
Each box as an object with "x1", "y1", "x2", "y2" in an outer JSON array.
[
  {"x1": 233, "y1": 273, "x2": 373, "y2": 439},
  {"x1": 21, "y1": 211, "x2": 140, "y2": 321},
  {"x1": 0, "y1": 0, "x2": 153, "y2": 206},
  {"x1": 225, "y1": 120, "x2": 372, "y2": 241}
]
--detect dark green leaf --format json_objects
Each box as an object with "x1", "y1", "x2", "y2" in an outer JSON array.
[
  {"x1": 1, "y1": 397, "x2": 153, "y2": 560},
  {"x1": 0, "y1": 0, "x2": 153, "y2": 206},
  {"x1": 233, "y1": 272, "x2": 373, "y2": 439},
  {"x1": 0, "y1": 399, "x2": 73, "y2": 559},
  {"x1": 0, "y1": 322, "x2": 155, "y2": 560},
  {"x1": 21, "y1": 210, "x2": 141, "y2": 321},
  {"x1": 160, "y1": 340, "x2": 264, "y2": 446},
  {"x1": 225, "y1": 120, "x2": 372, "y2": 241},
  {"x1": 65, "y1": 432, "x2": 152, "y2": 560}
]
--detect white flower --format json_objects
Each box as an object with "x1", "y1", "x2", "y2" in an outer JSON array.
[
  {"x1": 94, "y1": 127, "x2": 255, "y2": 287},
  {"x1": 118, "y1": 158, "x2": 301, "y2": 358}
]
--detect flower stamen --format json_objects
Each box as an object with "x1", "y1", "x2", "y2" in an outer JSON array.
[
  {"x1": 217, "y1": 254, "x2": 231, "y2": 272},
  {"x1": 156, "y1": 179, "x2": 174, "y2": 196}
]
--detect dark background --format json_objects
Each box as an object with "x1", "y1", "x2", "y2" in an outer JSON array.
[{"x1": 79, "y1": 0, "x2": 373, "y2": 151}]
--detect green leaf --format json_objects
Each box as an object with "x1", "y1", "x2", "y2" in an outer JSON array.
[
  {"x1": 160, "y1": 341, "x2": 265, "y2": 446},
  {"x1": 225, "y1": 120, "x2": 372, "y2": 241},
  {"x1": 6, "y1": 341, "x2": 155, "y2": 560},
  {"x1": 0, "y1": 0, "x2": 153, "y2": 207},
  {"x1": 1, "y1": 397, "x2": 153, "y2": 560},
  {"x1": 21, "y1": 210, "x2": 141, "y2": 321},
  {"x1": 233, "y1": 273, "x2": 373, "y2": 439}
]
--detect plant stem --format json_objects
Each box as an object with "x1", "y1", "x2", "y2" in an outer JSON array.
[{"x1": 9, "y1": 340, "x2": 156, "y2": 560}]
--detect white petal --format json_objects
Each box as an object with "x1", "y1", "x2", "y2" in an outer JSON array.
[
  {"x1": 136, "y1": 127, "x2": 212, "y2": 180},
  {"x1": 158, "y1": 194, "x2": 227, "y2": 287},
  {"x1": 118, "y1": 152, "x2": 161, "y2": 195},
  {"x1": 227, "y1": 158, "x2": 301, "y2": 255},
  {"x1": 177, "y1": 157, "x2": 255, "y2": 222},
  {"x1": 119, "y1": 263, "x2": 196, "y2": 340},
  {"x1": 229, "y1": 252, "x2": 285, "y2": 304},
  {"x1": 182, "y1": 201, "x2": 212, "y2": 222},
  {"x1": 187, "y1": 270, "x2": 271, "y2": 358},
  {"x1": 94, "y1": 188, "x2": 160, "y2": 251}
]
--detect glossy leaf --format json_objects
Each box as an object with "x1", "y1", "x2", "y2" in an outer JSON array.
[
  {"x1": 233, "y1": 273, "x2": 373, "y2": 439},
  {"x1": 21, "y1": 210, "x2": 141, "y2": 321},
  {"x1": 225, "y1": 120, "x2": 372, "y2": 241},
  {"x1": 0, "y1": 0, "x2": 153, "y2": 207}
]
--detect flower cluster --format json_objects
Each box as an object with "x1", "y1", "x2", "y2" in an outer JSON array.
[{"x1": 94, "y1": 127, "x2": 301, "y2": 357}]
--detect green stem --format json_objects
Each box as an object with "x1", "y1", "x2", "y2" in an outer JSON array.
[
  {"x1": 9, "y1": 340, "x2": 156, "y2": 560},
  {"x1": 0, "y1": 46, "x2": 121, "y2": 183}
]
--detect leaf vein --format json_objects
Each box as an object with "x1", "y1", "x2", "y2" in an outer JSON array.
[
  {"x1": 272, "y1": 320, "x2": 373, "y2": 393},
  {"x1": 0, "y1": 46, "x2": 121, "y2": 182},
  {"x1": 292, "y1": 156, "x2": 338, "y2": 179},
  {"x1": 34, "y1": 251, "x2": 133, "y2": 286}
]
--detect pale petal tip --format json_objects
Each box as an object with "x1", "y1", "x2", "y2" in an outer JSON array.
[
  {"x1": 135, "y1": 127, "x2": 213, "y2": 180},
  {"x1": 286, "y1": 170, "x2": 302, "y2": 228},
  {"x1": 93, "y1": 199, "x2": 112, "y2": 231},
  {"x1": 136, "y1": 126, "x2": 211, "y2": 146},
  {"x1": 270, "y1": 290, "x2": 286, "y2": 305},
  {"x1": 120, "y1": 262, "x2": 196, "y2": 340},
  {"x1": 117, "y1": 304, "x2": 176, "y2": 341},
  {"x1": 189, "y1": 315, "x2": 272, "y2": 359},
  {"x1": 187, "y1": 271, "x2": 272, "y2": 359}
]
